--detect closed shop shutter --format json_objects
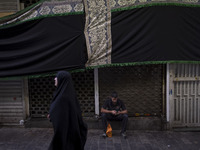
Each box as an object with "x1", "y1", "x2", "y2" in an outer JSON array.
[
  {"x1": 0, "y1": 79, "x2": 24, "y2": 125},
  {"x1": 28, "y1": 70, "x2": 95, "y2": 118},
  {"x1": 170, "y1": 64, "x2": 200, "y2": 127},
  {"x1": 0, "y1": 0, "x2": 18, "y2": 12},
  {"x1": 99, "y1": 65, "x2": 164, "y2": 117}
]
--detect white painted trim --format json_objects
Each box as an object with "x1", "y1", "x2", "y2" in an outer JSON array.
[
  {"x1": 166, "y1": 63, "x2": 170, "y2": 122},
  {"x1": 94, "y1": 68, "x2": 99, "y2": 115}
]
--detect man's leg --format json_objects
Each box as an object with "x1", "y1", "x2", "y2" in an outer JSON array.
[
  {"x1": 114, "y1": 114, "x2": 128, "y2": 138},
  {"x1": 121, "y1": 114, "x2": 128, "y2": 133},
  {"x1": 101, "y1": 113, "x2": 108, "y2": 133},
  {"x1": 101, "y1": 113, "x2": 113, "y2": 137}
]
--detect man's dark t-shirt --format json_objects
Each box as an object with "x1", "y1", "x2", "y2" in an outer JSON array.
[{"x1": 102, "y1": 98, "x2": 126, "y2": 112}]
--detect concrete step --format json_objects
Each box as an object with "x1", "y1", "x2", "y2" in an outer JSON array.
[
  {"x1": 173, "y1": 127, "x2": 200, "y2": 132},
  {"x1": 85, "y1": 117, "x2": 162, "y2": 130},
  {"x1": 24, "y1": 117, "x2": 163, "y2": 131}
]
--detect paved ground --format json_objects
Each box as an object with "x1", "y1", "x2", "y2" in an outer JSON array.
[{"x1": 0, "y1": 127, "x2": 200, "y2": 150}]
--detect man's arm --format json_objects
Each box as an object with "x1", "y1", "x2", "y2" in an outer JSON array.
[
  {"x1": 117, "y1": 109, "x2": 128, "y2": 115},
  {"x1": 101, "y1": 107, "x2": 118, "y2": 115},
  {"x1": 117, "y1": 100, "x2": 128, "y2": 115}
]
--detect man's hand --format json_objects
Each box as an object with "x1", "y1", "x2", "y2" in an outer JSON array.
[
  {"x1": 101, "y1": 108, "x2": 125, "y2": 115},
  {"x1": 111, "y1": 110, "x2": 117, "y2": 115},
  {"x1": 117, "y1": 110, "x2": 128, "y2": 115},
  {"x1": 116, "y1": 111, "x2": 121, "y2": 115}
]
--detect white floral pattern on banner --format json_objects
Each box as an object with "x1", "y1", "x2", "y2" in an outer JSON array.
[
  {"x1": 84, "y1": 0, "x2": 112, "y2": 66},
  {"x1": 110, "y1": 0, "x2": 117, "y2": 8},
  {"x1": 39, "y1": 6, "x2": 51, "y2": 15},
  {"x1": 52, "y1": 5, "x2": 72, "y2": 14},
  {"x1": 74, "y1": 3, "x2": 84, "y2": 12},
  {"x1": 138, "y1": 0, "x2": 147, "y2": 3},
  {"x1": 118, "y1": 0, "x2": 137, "y2": 6},
  {"x1": 182, "y1": 0, "x2": 198, "y2": 3},
  {"x1": 151, "y1": 0, "x2": 175, "y2": 1}
]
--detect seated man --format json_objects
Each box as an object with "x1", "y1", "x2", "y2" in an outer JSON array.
[{"x1": 101, "y1": 91, "x2": 128, "y2": 138}]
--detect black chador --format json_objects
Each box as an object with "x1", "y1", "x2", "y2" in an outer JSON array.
[{"x1": 48, "y1": 71, "x2": 87, "y2": 150}]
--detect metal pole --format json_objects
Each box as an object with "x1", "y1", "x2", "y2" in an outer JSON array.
[
  {"x1": 166, "y1": 63, "x2": 170, "y2": 122},
  {"x1": 94, "y1": 68, "x2": 99, "y2": 115}
]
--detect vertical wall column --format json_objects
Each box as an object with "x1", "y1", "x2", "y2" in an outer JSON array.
[
  {"x1": 167, "y1": 63, "x2": 174, "y2": 128},
  {"x1": 166, "y1": 63, "x2": 170, "y2": 122},
  {"x1": 94, "y1": 68, "x2": 99, "y2": 115}
]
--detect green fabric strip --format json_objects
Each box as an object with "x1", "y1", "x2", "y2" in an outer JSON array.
[
  {"x1": 0, "y1": 69, "x2": 87, "y2": 80},
  {"x1": 1, "y1": 61, "x2": 200, "y2": 80},
  {"x1": 111, "y1": 2, "x2": 200, "y2": 12},
  {"x1": 86, "y1": 60, "x2": 200, "y2": 70}
]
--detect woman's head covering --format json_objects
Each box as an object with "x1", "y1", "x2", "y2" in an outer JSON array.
[
  {"x1": 52, "y1": 71, "x2": 72, "y2": 102},
  {"x1": 49, "y1": 71, "x2": 87, "y2": 150}
]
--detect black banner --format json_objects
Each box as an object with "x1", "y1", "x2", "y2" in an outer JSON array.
[
  {"x1": 111, "y1": 5, "x2": 200, "y2": 63},
  {"x1": 1, "y1": 5, "x2": 200, "y2": 77},
  {"x1": 0, "y1": 15, "x2": 87, "y2": 77}
]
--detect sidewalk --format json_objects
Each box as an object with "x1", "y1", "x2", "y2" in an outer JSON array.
[{"x1": 0, "y1": 127, "x2": 200, "y2": 150}]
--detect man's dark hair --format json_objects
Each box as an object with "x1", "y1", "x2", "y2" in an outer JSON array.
[{"x1": 111, "y1": 91, "x2": 118, "y2": 98}]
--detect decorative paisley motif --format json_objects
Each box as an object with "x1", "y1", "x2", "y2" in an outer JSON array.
[
  {"x1": 181, "y1": 0, "x2": 198, "y2": 3},
  {"x1": 74, "y1": 3, "x2": 84, "y2": 12},
  {"x1": 39, "y1": 6, "x2": 51, "y2": 15},
  {"x1": 118, "y1": 0, "x2": 137, "y2": 6},
  {"x1": 109, "y1": 0, "x2": 117, "y2": 8},
  {"x1": 84, "y1": 0, "x2": 112, "y2": 66},
  {"x1": 52, "y1": 5, "x2": 72, "y2": 14},
  {"x1": 138, "y1": 0, "x2": 147, "y2": 3}
]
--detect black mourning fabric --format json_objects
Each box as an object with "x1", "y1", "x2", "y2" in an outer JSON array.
[
  {"x1": 0, "y1": 15, "x2": 87, "y2": 77},
  {"x1": 49, "y1": 71, "x2": 87, "y2": 150},
  {"x1": 111, "y1": 5, "x2": 200, "y2": 63}
]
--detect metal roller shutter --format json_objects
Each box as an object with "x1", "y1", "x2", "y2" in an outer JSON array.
[
  {"x1": 0, "y1": 79, "x2": 24, "y2": 125},
  {"x1": 99, "y1": 65, "x2": 164, "y2": 117}
]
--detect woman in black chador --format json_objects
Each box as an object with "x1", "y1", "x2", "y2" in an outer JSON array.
[{"x1": 48, "y1": 71, "x2": 87, "y2": 150}]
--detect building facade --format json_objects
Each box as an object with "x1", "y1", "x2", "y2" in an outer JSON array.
[{"x1": 1, "y1": 0, "x2": 200, "y2": 129}]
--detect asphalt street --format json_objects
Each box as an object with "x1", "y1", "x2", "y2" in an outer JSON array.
[{"x1": 0, "y1": 127, "x2": 200, "y2": 150}]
